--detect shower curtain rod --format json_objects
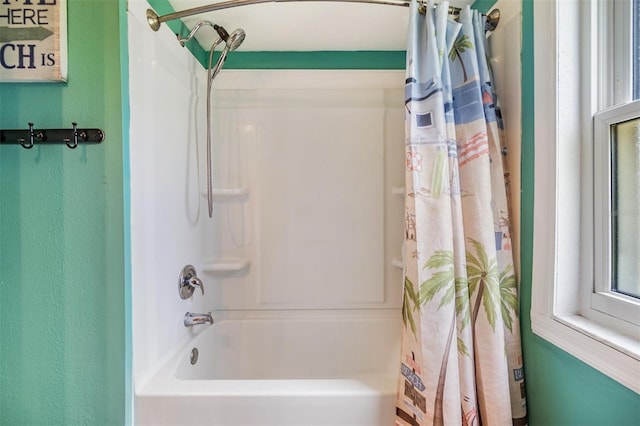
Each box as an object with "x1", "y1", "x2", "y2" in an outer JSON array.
[{"x1": 146, "y1": 0, "x2": 498, "y2": 32}]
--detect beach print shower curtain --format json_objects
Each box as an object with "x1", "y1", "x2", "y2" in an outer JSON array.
[{"x1": 396, "y1": 2, "x2": 527, "y2": 425}]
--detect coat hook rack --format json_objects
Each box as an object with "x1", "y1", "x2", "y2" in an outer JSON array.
[{"x1": 0, "y1": 123, "x2": 105, "y2": 149}]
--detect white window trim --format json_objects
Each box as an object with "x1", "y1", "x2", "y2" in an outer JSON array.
[{"x1": 532, "y1": 0, "x2": 640, "y2": 393}]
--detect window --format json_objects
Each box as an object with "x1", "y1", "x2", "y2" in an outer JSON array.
[
  {"x1": 532, "y1": 0, "x2": 640, "y2": 393},
  {"x1": 610, "y1": 116, "x2": 640, "y2": 300},
  {"x1": 593, "y1": 102, "x2": 640, "y2": 331},
  {"x1": 591, "y1": 0, "x2": 640, "y2": 334}
]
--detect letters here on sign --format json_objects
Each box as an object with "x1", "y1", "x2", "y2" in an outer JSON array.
[{"x1": 0, "y1": 8, "x2": 49, "y2": 25}]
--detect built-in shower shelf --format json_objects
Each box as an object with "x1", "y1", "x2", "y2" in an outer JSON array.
[
  {"x1": 202, "y1": 258, "x2": 251, "y2": 273},
  {"x1": 391, "y1": 258, "x2": 404, "y2": 269},
  {"x1": 201, "y1": 188, "x2": 249, "y2": 202}
]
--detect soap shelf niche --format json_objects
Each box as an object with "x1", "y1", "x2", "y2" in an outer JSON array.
[
  {"x1": 202, "y1": 258, "x2": 251, "y2": 273},
  {"x1": 203, "y1": 187, "x2": 251, "y2": 275}
]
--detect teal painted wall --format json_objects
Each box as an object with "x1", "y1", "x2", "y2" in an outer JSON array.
[
  {"x1": 0, "y1": 0, "x2": 125, "y2": 424},
  {"x1": 518, "y1": 1, "x2": 640, "y2": 424}
]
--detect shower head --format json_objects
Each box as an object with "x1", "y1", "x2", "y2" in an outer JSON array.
[
  {"x1": 212, "y1": 25, "x2": 244, "y2": 51},
  {"x1": 226, "y1": 28, "x2": 246, "y2": 51},
  {"x1": 208, "y1": 28, "x2": 246, "y2": 81}
]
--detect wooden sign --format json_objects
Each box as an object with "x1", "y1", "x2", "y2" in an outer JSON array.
[{"x1": 0, "y1": 0, "x2": 67, "y2": 82}]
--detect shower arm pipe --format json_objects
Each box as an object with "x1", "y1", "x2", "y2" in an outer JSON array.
[{"x1": 146, "y1": 0, "x2": 499, "y2": 32}]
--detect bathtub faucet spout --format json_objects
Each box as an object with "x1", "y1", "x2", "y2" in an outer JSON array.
[{"x1": 184, "y1": 312, "x2": 214, "y2": 327}]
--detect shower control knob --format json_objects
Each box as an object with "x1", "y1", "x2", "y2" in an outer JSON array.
[
  {"x1": 189, "y1": 277, "x2": 204, "y2": 295},
  {"x1": 179, "y1": 265, "x2": 205, "y2": 299}
]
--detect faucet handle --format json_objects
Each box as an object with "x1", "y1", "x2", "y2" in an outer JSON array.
[
  {"x1": 179, "y1": 265, "x2": 205, "y2": 299},
  {"x1": 188, "y1": 276, "x2": 204, "y2": 295}
]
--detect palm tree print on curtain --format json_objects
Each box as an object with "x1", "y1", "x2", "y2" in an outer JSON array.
[
  {"x1": 396, "y1": 2, "x2": 527, "y2": 425},
  {"x1": 450, "y1": 34, "x2": 473, "y2": 83}
]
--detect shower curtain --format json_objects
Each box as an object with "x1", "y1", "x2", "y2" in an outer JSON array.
[{"x1": 396, "y1": 2, "x2": 527, "y2": 425}]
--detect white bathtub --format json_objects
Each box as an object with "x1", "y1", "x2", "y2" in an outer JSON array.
[{"x1": 135, "y1": 312, "x2": 401, "y2": 426}]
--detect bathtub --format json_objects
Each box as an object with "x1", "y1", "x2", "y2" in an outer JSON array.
[{"x1": 135, "y1": 312, "x2": 401, "y2": 426}]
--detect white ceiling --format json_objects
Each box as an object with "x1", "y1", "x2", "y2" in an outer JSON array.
[{"x1": 165, "y1": 0, "x2": 475, "y2": 51}]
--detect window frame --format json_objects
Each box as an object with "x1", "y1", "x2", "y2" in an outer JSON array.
[
  {"x1": 591, "y1": 0, "x2": 640, "y2": 330},
  {"x1": 593, "y1": 100, "x2": 640, "y2": 330},
  {"x1": 532, "y1": 0, "x2": 640, "y2": 393}
]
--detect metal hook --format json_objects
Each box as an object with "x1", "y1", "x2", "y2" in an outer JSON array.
[
  {"x1": 19, "y1": 122, "x2": 35, "y2": 149},
  {"x1": 66, "y1": 122, "x2": 79, "y2": 149}
]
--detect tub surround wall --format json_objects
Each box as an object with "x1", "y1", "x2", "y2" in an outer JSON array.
[
  {"x1": 130, "y1": 0, "x2": 405, "y2": 407},
  {"x1": 129, "y1": 0, "x2": 209, "y2": 386},
  {"x1": 202, "y1": 75, "x2": 405, "y2": 311},
  {"x1": 130, "y1": 0, "x2": 405, "y2": 391},
  {"x1": 173, "y1": 314, "x2": 400, "y2": 380}
]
